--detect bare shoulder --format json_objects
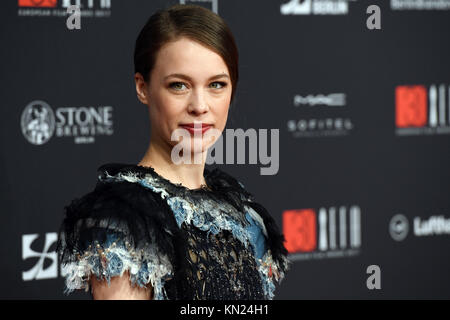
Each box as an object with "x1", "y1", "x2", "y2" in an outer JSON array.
[{"x1": 90, "y1": 271, "x2": 153, "y2": 300}]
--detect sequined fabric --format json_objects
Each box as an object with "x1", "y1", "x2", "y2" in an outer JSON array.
[{"x1": 56, "y1": 163, "x2": 291, "y2": 300}]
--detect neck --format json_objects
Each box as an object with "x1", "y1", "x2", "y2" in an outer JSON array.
[{"x1": 138, "y1": 139, "x2": 208, "y2": 190}]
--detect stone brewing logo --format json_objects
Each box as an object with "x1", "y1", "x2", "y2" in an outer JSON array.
[
  {"x1": 20, "y1": 100, "x2": 114, "y2": 145},
  {"x1": 21, "y1": 100, "x2": 55, "y2": 145}
]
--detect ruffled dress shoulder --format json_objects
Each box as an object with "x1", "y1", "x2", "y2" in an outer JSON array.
[{"x1": 56, "y1": 163, "x2": 291, "y2": 300}]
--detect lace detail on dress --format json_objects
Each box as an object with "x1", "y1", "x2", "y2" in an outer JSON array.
[{"x1": 175, "y1": 224, "x2": 266, "y2": 300}]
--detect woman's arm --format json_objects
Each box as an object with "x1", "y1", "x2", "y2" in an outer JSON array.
[{"x1": 90, "y1": 270, "x2": 153, "y2": 300}]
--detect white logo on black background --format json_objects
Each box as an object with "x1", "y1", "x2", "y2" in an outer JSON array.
[
  {"x1": 287, "y1": 91, "x2": 353, "y2": 138},
  {"x1": 180, "y1": 0, "x2": 218, "y2": 14},
  {"x1": 414, "y1": 215, "x2": 450, "y2": 236},
  {"x1": 22, "y1": 233, "x2": 58, "y2": 281},
  {"x1": 62, "y1": 0, "x2": 111, "y2": 9},
  {"x1": 390, "y1": 213, "x2": 450, "y2": 241},
  {"x1": 280, "y1": 0, "x2": 356, "y2": 15},
  {"x1": 389, "y1": 214, "x2": 409, "y2": 241},
  {"x1": 318, "y1": 205, "x2": 361, "y2": 251},
  {"x1": 287, "y1": 118, "x2": 354, "y2": 137},
  {"x1": 20, "y1": 100, "x2": 114, "y2": 145},
  {"x1": 21, "y1": 100, "x2": 56, "y2": 145},
  {"x1": 294, "y1": 93, "x2": 346, "y2": 107},
  {"x1": 391, "y1": 0, "x2": 450, "y2": 10}
]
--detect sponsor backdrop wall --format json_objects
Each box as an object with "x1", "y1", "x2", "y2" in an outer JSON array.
[{"x1": 1, "y1": 0, "x2": 449, "y2": 299}]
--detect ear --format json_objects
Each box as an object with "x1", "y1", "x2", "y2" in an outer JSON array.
[{"x1": 134, "y1": 72, "x2": 150, "y2": 105}]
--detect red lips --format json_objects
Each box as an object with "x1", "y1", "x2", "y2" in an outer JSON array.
[
  {"x1": 179, "y1": 123, "x2": 212, "y2": 134},
  {"x1": 179, "y1": 123, "x2": 212, "y2": 128}
]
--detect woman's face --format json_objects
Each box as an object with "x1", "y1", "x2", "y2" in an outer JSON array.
[{"x1": 135, "y1": 36, "x2": 232, "y2": 161}]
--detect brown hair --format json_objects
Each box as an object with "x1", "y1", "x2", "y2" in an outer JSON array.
[{"x1": 134, "y1": 4, "x2": 239, "y2": 103}]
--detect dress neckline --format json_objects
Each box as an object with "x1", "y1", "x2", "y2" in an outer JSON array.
[
  {"x1": 135, "y1": 164, "x2": 213, "y2": 192},
  {"x1": 98, "y1": 162, "x2": 214, "y2": 193}
]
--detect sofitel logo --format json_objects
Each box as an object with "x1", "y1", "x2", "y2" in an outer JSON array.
[
  {"x1": 287, "y1": 118, "x2": 353, "y2": 137},
  {"x1": 20, "y1": 100, "x2": 114, "y2": 145},
  {"x1": 395, "y1": 84, "x2": 450, "y2": 135},
  {"x1": 283, "y1": 205, "x2": 361, "y2": 260}
]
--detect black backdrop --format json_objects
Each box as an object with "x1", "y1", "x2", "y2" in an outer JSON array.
[{"x1": 1, "y1": 0, "x2": 449, "y2": 299}]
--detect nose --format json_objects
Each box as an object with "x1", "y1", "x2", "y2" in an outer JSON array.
[{"x1": 187, "y1": 88, "x2": 209, "y2": 115}]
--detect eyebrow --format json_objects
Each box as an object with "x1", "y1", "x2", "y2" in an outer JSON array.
[{"x1": 164, "y1": 73, "x2": 230, "y2": 81}]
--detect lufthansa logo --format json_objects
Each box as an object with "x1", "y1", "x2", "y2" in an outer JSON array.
[{"x1": 389, "y1": 214, "x2": 409, "y2": 241}]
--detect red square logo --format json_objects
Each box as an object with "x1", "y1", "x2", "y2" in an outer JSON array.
[
  {"x1": 283, "y1": 209, "x2": 316, "y2": 253},
  {"x1": 395, "y1": 85, "x2": 427, "y2": 128},
  {"x1": 18, "y1": 0, "x2": 57, "y2": 7}
]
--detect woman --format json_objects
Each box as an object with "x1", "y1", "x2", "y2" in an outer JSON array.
[{"x1": 56, "y1": 3, "x2": 290, "y2": 300}]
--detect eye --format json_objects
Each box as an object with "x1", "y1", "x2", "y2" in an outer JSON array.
[
  {"x1": 210, "y1": 81, "x2": 227, "y2": 89},
  {"x1": 169, "y1": 82, "x2": 187, "y2": 91}
]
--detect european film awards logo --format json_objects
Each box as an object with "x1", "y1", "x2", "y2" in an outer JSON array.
[
  {"x1": 18, "y1": 0, "x2": 111, "y2": 18},
  {"x1": 18, "y1": 0, "x2": 57, "y2": 7},
  {"x1": 395, "y1": 84, "x2": 450, "y2": 135},
  {"x1": 283, "y1": 205, "x2": 361, "y2": 261}
]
